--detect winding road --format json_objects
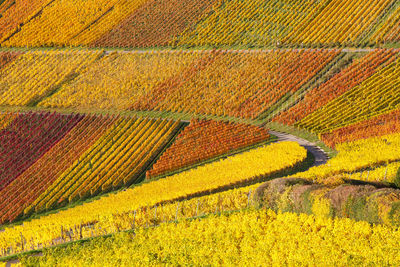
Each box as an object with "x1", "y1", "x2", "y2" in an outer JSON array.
[
  {"x1": 3, "y1": 129, "x2": 328, "y2": 266},
  {"x1": 269, "y1": 130, "x2": 328, "y2": 167}
]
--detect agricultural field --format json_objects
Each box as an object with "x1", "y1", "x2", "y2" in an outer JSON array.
[
  {"x1": 1, "y1": 0, "x2": 400, "y2": 266},
  {"x1": 0, "y1": 141, "x2": 307, "y2": 254},
  {"x1": 0, "y1": 112, "x2": 185, "y2": 224},
  {"x1": 297, "y1": 133, "x2": 400, "y2": 184},
  {"x1": 274, "y1": 49, "x2": 399, "y2": 125},
  {"x1": 146, "y1": 119, "x2": 271, "y2": 179},
  {"x1": 34, "y1": 49, "x2": 339, "y2": 120},
  {"x1": 19, "y1": 209, "x2": 400, "y2": 266},
  {"x1": 0, "y1": 0, "x2": 400, "y2": 48}
]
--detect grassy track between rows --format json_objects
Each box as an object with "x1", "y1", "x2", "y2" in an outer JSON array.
[
  {"x1": 0, "y1": 148, "x2": 315, "y2": 263},
  {"x1": 0, "y1": 105, "x2": 335, "y2": 155},
  {"x1": 0, "y1": 134, "x2": 281, "y2": 230}
]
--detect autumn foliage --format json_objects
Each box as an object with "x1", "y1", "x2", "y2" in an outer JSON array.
[
  {"x1": 296, "y1": 55, "x2": 400, "y2": 133},
  {"x1": 274, "y1": 50, "x2": 398, "y2": 125},
  {"x1": 0, "y1": 114, "x2": 116, "y2": 224},
  {"x1": 92, "y1": 0, "x2": 218, "y2": 48},
  {"x1": 372, "y1": 5, "x2": 400, "y2": 44},
  {"x1": 0, "y1": 0, "x2": 398, "y2": 47},
  {"x1": 321, "y1": 109, "x2": 400, "y2": 148},
  {"x1": 132, "y1": 50, "x2": 338, "y2": 119},
  {"x1": 0, "y1": 112, "x2": 181, "y2": 224},
  {"x1": 146, "y1": 119, "x2": 270, "y2": 179},
  {"x1": 0, "y1": 0, "x2": 51, "y2": 43},
  {"x1": 0, "y1": 141, "x2": 306, "y2": 253},
  {"x1": 0, "y1": 51, "x2": 21, "y2": 70},
  {"x1": 0, "y1": 112, "x2": 81, "y2": 194}
]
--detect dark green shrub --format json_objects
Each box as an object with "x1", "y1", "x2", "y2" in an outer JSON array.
[{"x1": 394, "y1": 167, "x2": 400, "y2": 188}]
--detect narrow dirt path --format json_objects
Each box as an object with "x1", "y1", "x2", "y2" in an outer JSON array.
[
  {"x1": 2, "y1": 129, "x2": 328, "y2": 266},
  {"x1": 269, "y1": 130, "x2": 328, "y2": 167},
  {"x1": 0, "y1": 47, "x2": 384, "y2": 54},
  {"x1": 102, "y1": 47, "x2": 377, "y2": 55}
]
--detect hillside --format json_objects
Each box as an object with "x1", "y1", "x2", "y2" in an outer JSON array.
[
  {"x1": 0, "y1": 0, "x2": 400, "y2": 48},
  {"x1": 0, "y1": 0, "x2": 400, "y2": 266}
]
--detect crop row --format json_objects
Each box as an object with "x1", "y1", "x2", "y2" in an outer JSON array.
[
  {"x1": 0, "y1": 50, "x2": 102, "y2": 106},
  {"x1": 173, "y1": 0, "x2": 323, "y2": 47},
  {"x1": 0, "y1": 112, "x2": 17, "y2": 131},
  {"x1": 325, "y1": 161, "x2": 400, "y2": 185},
  {"x1": 0, "y1": 0, "x2": 14, "y2": 15},
  {"x1": 7, "y1": 182, "x2": 261, "y2": 256},
  {"x1": 176, "y1": 0, "x2": 395, "y2": 48},
  {"x1": 0, "y1": 52, "x2": 20, "y2": 71},
  {"x1": 372, "y1": 3, "x2": 400, "y2": 44},
  {"x1": 0, "y1": 0, "x2": 51, "y2": 43},
  {"x1": 297, "y1": 133, "x2": 400, "y2": 183},
  {"x1": 0, "y1": 112, "x2": 81, "y2": 192},
  {"x1": 1, "y1": 0, "x2": 148, "y2": 47},
  {"x1": 297, "y1": 56, "x2": 400, "y2": 133},
  {"x1": 92, "y1": 0, "x2": 218, "y2": 48},
  {"x1": 321, "y1": 109, "x2": 400, "y2": 148},
  {"x1": 19, "y1": 208, "x2": 400, "y2": 266},
  {"x1": 27, "y1": 117, "x2": 180, "y2": 217},
  {"x1": 38, "y1": 51, "x2": 202, "y2": 110},
  {"x1": 1, "y1": 0, "x2": 399, "y2": 47},
  {"x1": 0, "y1": 114, "x2": 117, "y2": 224},
  {"x1": 147, "y1": 119, "x2": 270, "y2": 179},
  {"x1": 275, "y1": 50, "x2": 398, "y2": 125},
  {"x1": 286, "y1": 0, "x2": 392, "y2": 46},
  {"x1": 0, "y1": 109, "x2": 277, "y2": 225},
  {"x1": 0, "y1": 141, "x2": 307, "y2": 253},
  {"x1": 355, "y1": 162, "x2": 400, "y2": 184},
  {"x1": 61, "y1": 0, "x2": 150, "y2": 47},
  {"x1": 1, "y1": 49, "x2": 399, "y2": 133},
  {"x1": 0, "y1": 113, "x2": 181, "y2": 224},
  {"x1": 4, "y1": 49, "x2": 400, "y2": 128},
  {"x1": 132, "y1": 50, "x2": 338, "y2": 119},
  {"x1": 36, "y1": 50, "x2": 337, "y2": 119}
]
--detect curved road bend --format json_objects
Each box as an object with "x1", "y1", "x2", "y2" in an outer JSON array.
[{"x1": 269, "y1": 130, "x2": 328, "y2": 167}]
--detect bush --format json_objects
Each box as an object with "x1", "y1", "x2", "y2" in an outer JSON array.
[{"x1": 394, "y1": 167, "x2": 400, "y2": 188}]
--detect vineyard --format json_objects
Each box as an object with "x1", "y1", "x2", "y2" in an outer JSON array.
[
  {"x1": 0, "y1": 141, "x2": 306, "y2": 254},
  {"x1": 19, "y1": 209, "x2": 400, "y2": 266},
  {"x1": 12, "y1": 49, "x2": 338, "y2": 119},
  {"x1": 0, "y1": 113, "x2": 185, "y2": 224},
  {"x1": 0, "y1": 0, "x2": 400, "y2": 48},
  {"x1": 297, "y1": 133, "x2": 400, "y2": 184},
  {"x1": 146, "y1": 119, "x2": 271, "y2": 179},
  {"x1": 2, "y1": 0, "x2": 400, "y2": 265},
  {"x1": 0, "y1": 50, "x2": 102, "y2": 106},
  {"x1": 274, "y1": 49, "x2": 399, "y2": 125}
]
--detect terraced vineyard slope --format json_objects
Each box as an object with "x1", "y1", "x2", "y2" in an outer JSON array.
[{"x1": 2, "y1": 0, "x2": 400, "y2": 265}]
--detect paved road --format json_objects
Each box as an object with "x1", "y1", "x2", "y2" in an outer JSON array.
[{"x1": 269, "y1": 130, "x2": 328, "y2": 167}]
